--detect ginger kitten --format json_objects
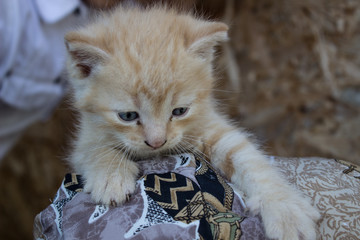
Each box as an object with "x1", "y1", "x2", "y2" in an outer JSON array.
[{"x1": 65, "y1": 6, "x2": 319, "y2": 240}]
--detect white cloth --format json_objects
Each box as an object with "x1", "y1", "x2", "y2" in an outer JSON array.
[{"x1": 0, "y1": 0, "x2": 90, "y2": 160}]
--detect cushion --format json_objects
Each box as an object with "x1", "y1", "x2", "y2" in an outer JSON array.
[
  {"x1": 34, "y1": 155, "x2": 360, "y2": 239},
  {"x1": 269, "y1": 156, "x2": 360, "y2": 239},
  {"x1": 34, "y1": 154, "x2": 266, "y2": 240}
]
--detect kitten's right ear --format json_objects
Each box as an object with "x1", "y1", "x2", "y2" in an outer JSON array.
[
  {"x1": 65, "y1": 32, "x2": 109, "y2": 78},
  {"x1": 187, "y1": 21, "x2": 228, "y2": 62}
]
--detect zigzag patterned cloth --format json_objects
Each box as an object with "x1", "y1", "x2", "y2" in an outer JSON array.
[{"x1": 34, "y1": 154, "x2": 267, "y2": 240}]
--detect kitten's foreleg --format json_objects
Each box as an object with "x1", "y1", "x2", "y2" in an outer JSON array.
[
  {"x1": 80, "y1": 149, "x2": 139, "y2": 205},
  {"x1": 203, "y1": 121, "x2": 320, "y2": 240}
]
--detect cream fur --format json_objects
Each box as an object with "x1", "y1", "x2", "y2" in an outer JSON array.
[{"x1": 65, "y1": 5, "x2": 320, "y2": 240}]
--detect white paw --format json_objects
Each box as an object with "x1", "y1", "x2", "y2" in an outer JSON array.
[
  {"x1": 84, "y1": 170, "x2": 137, "y2": 206},
  {"x1": 247, "y1": 190, "x2": 320, "y2": 240}
]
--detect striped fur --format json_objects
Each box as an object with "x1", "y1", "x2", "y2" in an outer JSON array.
[{"x1": 65, "y1": 5, "x2": 319, "y2": 240}]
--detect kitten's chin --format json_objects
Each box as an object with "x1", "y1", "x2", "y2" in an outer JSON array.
[
  {"x1": 131, "y1": 149, "x2": 173, "y2": 161},
  {"x1": 131, "y1": 150, "x2": 162, "y2": 161},
  {"x1": 112, "y1": 139, "x2": 195, "y2": 161},
  {"x1": 128, "y1": 146, "x2": 194, "y2": 161}
]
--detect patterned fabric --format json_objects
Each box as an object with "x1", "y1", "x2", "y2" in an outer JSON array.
[
  {"x1": 143, "y1": 157, "x2": 244, "y2": 240},
  {"x1": 34, "y1": 155, "x2": 360, "y2": 239},
  {"x1": 269, "y1": 156, "x2": 360, "y2": 240},
  {"x1": 34, "y1": 154, "x2": 265, "y2": 240}
]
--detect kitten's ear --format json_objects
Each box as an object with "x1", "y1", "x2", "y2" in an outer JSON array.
[
  {"x1": 187, "y1": 21, "x2": 228, "y2": 61},
  {"x1": 65, "y1": 32, "x2": 110, "y2": 78}
]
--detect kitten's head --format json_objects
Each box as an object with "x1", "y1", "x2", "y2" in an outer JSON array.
[{"x1": 65, "y1": 6, "x2": 228, "y2": 158}]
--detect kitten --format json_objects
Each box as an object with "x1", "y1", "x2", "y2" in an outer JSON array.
[{"x1": 65, "y1": 5, "x2": 319, "y2": 240}]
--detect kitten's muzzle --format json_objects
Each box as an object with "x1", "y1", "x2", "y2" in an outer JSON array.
[{"x1": 144, "y1": 140, "x2": 167, "y2": 149}]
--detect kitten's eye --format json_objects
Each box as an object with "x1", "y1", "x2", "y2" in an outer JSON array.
[
  {"x1": 118, "y1": 112, "x2": 139, "y2": 121},
  {"x1": 172, "y1": 107, "x2": 188, "y2": 117}
]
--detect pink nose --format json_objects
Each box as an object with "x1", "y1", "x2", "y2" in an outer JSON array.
[{"x1": 144, "y1": 140, "x2": 167, "y2": 149}]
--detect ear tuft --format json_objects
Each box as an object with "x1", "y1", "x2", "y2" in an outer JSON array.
[
  {"x1": 65, "y1": 32, "x2": 109, "y2": 79},
  {"x1": 187, "y1": 21, "x2": 229, "y2": 61},
  {"x1": 76, "y1": 63, "x2": 92, "y2": 78}
]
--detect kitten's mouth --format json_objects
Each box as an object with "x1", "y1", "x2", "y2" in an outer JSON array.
[
  {"x1": 111, "y1": 143, "x2": 195, "y2": 161},
  {"x1": 111, "y1": 144, "x2": 166, "y2": 161}
]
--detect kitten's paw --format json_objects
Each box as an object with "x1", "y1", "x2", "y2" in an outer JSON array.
[
  {"x1": 84, "y1": 167, "x2": 138, "y2": 206},
  {"x1": 247, "y1": 190, "x2": 320, "y2": 240}
]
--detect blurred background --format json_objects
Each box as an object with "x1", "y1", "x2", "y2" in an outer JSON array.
[{"x1": 1, "y1": 0, "x2": 359, "y2": 239}]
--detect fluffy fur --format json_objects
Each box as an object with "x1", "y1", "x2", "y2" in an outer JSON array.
[{"x1": 65, "y1": 5, "x2": 320, "y2": 240}]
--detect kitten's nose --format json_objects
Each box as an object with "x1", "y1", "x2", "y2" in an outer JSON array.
[{"x1": 144, "y1": 140, "x2": 167, "y2": 149}]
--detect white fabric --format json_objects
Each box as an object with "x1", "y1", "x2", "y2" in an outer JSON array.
[
  {"x1": 35, "y1": 0, "x2": 81, "y2": 24},
  {"x1": 0, "y1": 0, "x2": 90, "y2": 161},
  {"x1": 0, "y1": 0, "x2": 89, "y2": 110}
]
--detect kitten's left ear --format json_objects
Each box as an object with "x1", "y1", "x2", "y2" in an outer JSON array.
[
  {"x1": 187, "y1": 21, "x2": 228, "y2": 61},
  {"x1": 65, "y1": 31, "x2": 110, "y2": 79}
]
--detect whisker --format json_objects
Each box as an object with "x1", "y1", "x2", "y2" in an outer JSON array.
[
  {"x1": 97, "y1": 142, "x2": 123, "y2": 160},
  {"x1": 181, "y1": 136, "x2": 212, "y2": 148},
  {"x1": 92, "y1": 146, "x2": 117, "y2": 162},
  {"x1": 181, "y1": 139, "x2": 210, "y2": 160},
  {"x1": 89, "y1": 141, "x2": 125, "y2": 152},
  {"x1": 117, "y1": 147, "x2": 128, "y2": 176},
  {"x1": 104, "y1": 144, "x2": 126, "y2": 177},
  {"x1": 108, "y1": 148, "x2": 123, "y2": 176}
]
